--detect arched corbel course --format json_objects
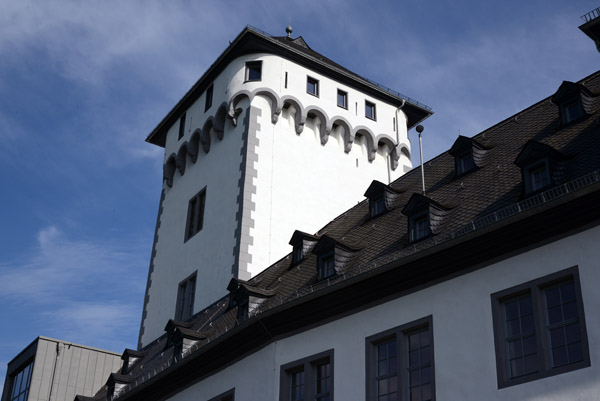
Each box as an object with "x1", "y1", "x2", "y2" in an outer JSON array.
[
  {"x1": 376, "y1": 136, "x2": 398, "y2": 170},
  {"x1": 164, "y1": 154, "x2": 177, "y2": 188},
  {"x1": 214, "y1": 103, "x2": 228, "y2": 140},
  {"x1": 200, "y1": 122, "x2": 212, "y2": 154},
  {"x1": 328, "y1": 117, "x2": 353, "y2": 151},
  {"x1": 281, "y1": 96, "x2": 306, "y2": 134},
  {"x1": 188, "y1": 130, "x2": 200, "y2": 163},
  {"x1": 252, "y1": 88, "x2": 282, "y2": 124},
  {"x1": 304, "y1": 106, "x2": 330, "y2": 145},
  {"x1": 354, "y1": 126, "x2": 377, "y2": 162},
  {"x1": 228, "y1": 91, "x2": 251, "y2": 126},
  {"x1": 176, "y1": 143, "x2": 188, "y2": 175}
]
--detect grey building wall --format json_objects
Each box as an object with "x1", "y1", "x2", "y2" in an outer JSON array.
[{"x1": 2, "y1": 337, "x2": 121, "y2": 401}]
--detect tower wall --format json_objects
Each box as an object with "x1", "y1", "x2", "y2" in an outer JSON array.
[{"x1": 140, "y1": 52, "x2": 413, "y2": 348}]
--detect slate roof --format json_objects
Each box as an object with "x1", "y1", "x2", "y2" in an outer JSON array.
[{"x1": 79, "y1": 70, "x2": 600, "y2": 401}]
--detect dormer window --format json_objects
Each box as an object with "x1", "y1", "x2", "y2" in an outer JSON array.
[
  {"x1": 409, "y1": 211, "x2": 431, "y2": 242},
  {"x1": 292, "y1": 245, "x2": 304, "y2": 265},
  {"x1": 561, "y1": 99, "x2": 585, "y2": 125},
  {"x1": 525, "y1": 160, "x2": 551, "y2": 193},
  {"x1": 370, "y1": 196, "x2": 386, "y2": 217},
  {"x1": 456, "y1": 151, "x2": 475, "y2": 176},
  {"x1": 289, "y1": 230, "x2": 318, "y2": 267},
  {"x1": 449, "y1": 135, "x2": 486, "y2": 177},
  {"x1": 364, "y1": 180, "x2": 401, "y2": 219},
  {"x1": 551, "y1": 81, "x2": 591, "y2": 127},
  {"x1": 311, "y1": 235, "x2": 356, "y2": 282},
  {"x1": 402, "y1": 194, "x2": 447, "y2": 243},
  {"x1": 317, "y1": 251, "x2": 335, "y2": 281},
  {"x1": 515, "y1": 141, "x2": 568, "y2": 196}
]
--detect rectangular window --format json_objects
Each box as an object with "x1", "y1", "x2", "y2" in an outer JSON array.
[
  {"x1": 185, "y1": 187, "x2": 206, "y2": 241},
  {"x1": 280, "y1": 349, "x2": 333, "y2": 401},
  {"x1": 317, "y1": 252, "x2": 335, "y2": 281},
  {"x1": 491, "y1": 266, "x2": 590, "y2": 388},
  {"x1": 208, "y1": 388, "x2": 235, "y2": 401},
  {"x1": 178, "y1": 112, "x2": 186, "y2": 140},
  {"x1": 365, "y1": 101, "x2": 376, "y2": 120},
  {"x1": 175, "y1": 272, "x2": 196, "y2": 321},
  {"x1": 366, "y1": 316, "x2": 434, "y2": 401},
  {"x1": 307, "y1": 76, "x2": 319, "y2": 97},
  {"x1": 524, "y1": 160, "x2": 551, "y2": 194},
  {"x1": 245, "y1": 61, "x2": 262, "y2": 82},
  {"x1": 9, "y1": 361, "x2": 34, "y2": 401},
  {"x1": 409, "y1": 211, "x2": 431, "y2": 242},
  {"x1": 561, "y1": 99, "x2": 585, "y2": 124},
  {"x1": 456, "y1": 152, "x2": 475, "y2": 176},
  {"x1": 205, "y1": 84, "x2": 213, "y2": 112},
  {"x1": 285, "y1": 72, "x2": 288, "y2": 89},
  {"x1": 337, "y1": 90, "x2": 347, "y2": 109},
  {"x1": 370, "y1": 196, "x2": 386, "y2": 218}
]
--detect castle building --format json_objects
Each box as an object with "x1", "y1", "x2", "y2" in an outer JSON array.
[
  {"x1": 5, "y1": 13, "x2": 600, "y2": 401},
  {"x1": 76, "y1": 62, "x2": 600, "y2": 400},
  {"x1": 138, "y1": 25, "x2": 432, "y2": 348}
]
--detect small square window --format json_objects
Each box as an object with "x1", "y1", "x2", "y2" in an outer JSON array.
[
  {"x1": 317, "y1": 252, "x2": 335, "y2": 281},
  {"x1": 307, "y1": 77, "x2": 319, "y2": 97},
  {"x1": 337, "y1": 90, "x2": 347, "y2": 109},
  {"x1": 491, "y1": 267, "x2": 590, "y2": 388},
  {"x1": 205, "y1": 85, "x2": 213, "y2": 112},
  {"x1": 185, "y1": 187, "x2": 206, "y2": 242},
  {"x1": 175, "y1": 272, "x2": 196, "y2": 321},
  {"x1": 365, "y1": 101, "x2": 376, "y2": 120},
  {"x1": 280, "y1": 350, "x2": 333, "y2": 401},
  {"x1": 245, "y1": 61, "x2": 262, "y2": 82},
  {"x1": 178, "y1": 112, "x2": 186, "y2": 140}
]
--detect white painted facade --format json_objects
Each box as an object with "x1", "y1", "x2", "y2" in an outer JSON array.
[
  {"x1": 164, "y1": 224, "x2": 600, "y2": 401},
  {"x1": 141, "y1": 50, "x2": 414, "y2": 347}
]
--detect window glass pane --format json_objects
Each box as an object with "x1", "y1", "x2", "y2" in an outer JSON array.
[
  {"x1": 567, "y1": 342, "x2": 583, "y2": 363},
  {"x1": 565, "y1": 323, "x2": 581, "y2": 343},
  {"x1": 552, "y1": 346, "x2": 568, "y2": 366},
  {"x1": 561, "y1": 282, "x2": 576, "y2": 302}
]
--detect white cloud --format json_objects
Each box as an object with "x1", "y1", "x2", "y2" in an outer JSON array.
[{"x1": 0, "y1": 226, "x2": 146, "y2": 302}]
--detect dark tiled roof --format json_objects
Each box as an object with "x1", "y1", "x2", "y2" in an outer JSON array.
[{"x1": 89, "y1": 70, "x2": 600, "y2": 401}]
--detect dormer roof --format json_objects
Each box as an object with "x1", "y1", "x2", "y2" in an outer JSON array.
[{"x1": 514, "y1": 141, "x2": 566, "y2": 167}]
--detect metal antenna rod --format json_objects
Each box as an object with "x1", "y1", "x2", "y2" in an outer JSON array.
[{"x1": 416, "y1": 125, "x2": 425, "y2": 195}]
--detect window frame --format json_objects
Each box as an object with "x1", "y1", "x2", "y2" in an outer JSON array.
[
  {"x1": 317, "y1": 250, "x2": 336, "y2": 281},
  {"x1": 8, "y1": 360, "x2": 34, "y2": 401},
  {"x1": 370, "y1": 195, "x2": 387, "y2": 218},
  {"x1": 523, "y1": 159, "x2": 551, "y2": 195},
  {"x1": 337, "y1": 89, "x2": 348, "y2": 109},
  {"x1": 245, "y1": 61, "x2": 262, "y2": 82},
  {"x1": 280, "y1": 349, "x2": 334, "y2": 401},
  {"x1": 408, "y1": 210, "x2": 431, "y2": 243},
  {"x1": 307, "y1": 76, "x2": 319, "y2": 97},
  {"x1": 178, "y1": 112, "x2": 186, "y2": 140},
  {"x1": 208, "y1": 388, "x2": 235, "y2": 401},
  {"x1": 205, "y1": 84, "x2": 213, "y2": 112},
  {"x1": 365, "y1": 101, "x2": 376, "y2": 121},
  {"x1": 184, "y1": 187, "x2": 206, "y2": 242},
  {"x1": 175, "y1": 271, "x2": 197, "y2": 321},
  {"x1": 455, "y1": 151, "x2": 476, "y2": 176},
  {"x1": 560, "y1": 98, "x2": 585, "y2": 126},
  {"x1": 366, "y1": 315, "x2": 435, "y2": 401},
  {"x1": 490, "y1": 266, "x2": 590, "y2": 389}
]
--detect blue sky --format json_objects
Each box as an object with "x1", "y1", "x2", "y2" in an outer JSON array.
[{"x1": 1, "y1": 0, "x2": 598, "y2": 389}]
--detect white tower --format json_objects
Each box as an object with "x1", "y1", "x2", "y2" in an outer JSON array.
[{"x1": 138, "y1": 26, "x2": 432, "y2": 348}]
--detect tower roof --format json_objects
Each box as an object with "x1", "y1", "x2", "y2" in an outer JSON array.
[{"x1": 146, "y1": 25, "x2": 433, "y2": 147}]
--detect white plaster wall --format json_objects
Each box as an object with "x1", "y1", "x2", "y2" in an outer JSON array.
[
  {"x1": 164, "y1": 225, "x2": 600, "y2": 401},
  {"x1": 247, "y1": 94, "x2": 402, "y2": 277},
  {"x1": 144, "y1": 51, "x2": 413, "y2": 345},
  {"x1": 142, "y1": 97, "x2": 249, "y2": 347}
]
